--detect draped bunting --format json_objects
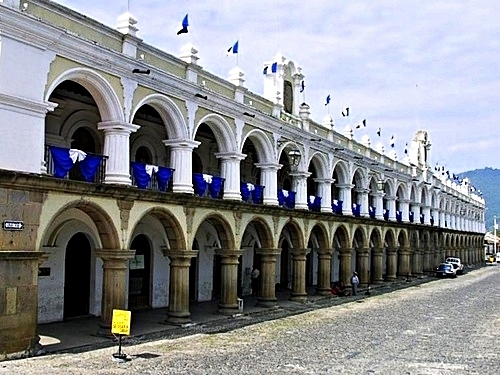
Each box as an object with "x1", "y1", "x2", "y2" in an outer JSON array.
[
  {"x1": 278, "y1": 189, "x2": 296, "y2": 209},
  {"x1": 420, "y1": 214, "x2": 425, "y2": 224},
  {"x1": 409, "y1": 211, "x2": 415, "y2": 222},
  {"x1": 240, "y1": 182, "x2": 252, "y2": 201},
  {"x1": 430, "y1": 216, "x2": 435, "y2": 226},
  {"x1": 49, "y1": 146, "x2": 102, "y2": 181},
  {"x1": 332, "y1": 200, "x2": 343, "y2": 215},
  {"x1": 308, "y1": 196, "x2": 321, "y2": 212},
  {"x1": 252, "y1": 185, "x2": 264, "y2": 204},
  {"x1": 241, "y1": 183, "x2": 264, "y2": 204},
  {"x1": 193, "y1": 173, "x2": 224, "y2": 198},
  {"x1": 132, "y1": 162, "x2": 174, "y2": 191},
  {"x1": 396, "y1": 210, "x2": 402, "y2": 222},
  {"x1": 369, "y1": 206, "x2": 376, "y2": 219},
  {"x1": 383, "y1": 209, "x2": 389, "y2": 221},
  {"x1": 352, "y1": 203, "x2": 361, "y2": 217}
]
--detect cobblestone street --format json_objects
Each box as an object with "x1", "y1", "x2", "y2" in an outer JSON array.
[{"x1": 2, "y1": 266, "x2": 500, "y2": 374}]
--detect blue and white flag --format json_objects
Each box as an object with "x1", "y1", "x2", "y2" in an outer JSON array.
[
  {"x1": 177, "y1": 14, "x2": 189, "y2": 35},
  {"x1": 227, "y1": 41, "x2": 239, "y2": 54},
  {"x1": 325, "y1": 95, "x2": 331, "y2": 106}
]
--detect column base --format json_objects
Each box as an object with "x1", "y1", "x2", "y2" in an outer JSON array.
[
  {"x1": 372, "y1": 278, "x2": 385, "y2": 284},
  {"x1": 289, "y1": 294, "x2": 308, "y2": 302},
  {"x1": 172, "y1": 183, "x2": 194, "y2": 194},
  {"x1": 385, "y1": 276, "x2": 397, "y2": 281},
  {"x1": 256, "y1": 298, "x2": 279, "y2": 308},
  {"x1": 217, "y1": 303, "x2": 239, "y2": 315},
  {"x1": 96, "y1": 322, "x2": 113, "y2": 338},
  {"x1": 165, "y1": 313, "x2": 192, "y2": 326},
  {"x1": 315, "y1": 288, "x2": 331, "y2": 296}
]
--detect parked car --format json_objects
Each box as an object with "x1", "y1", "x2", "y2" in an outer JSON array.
[
  {"x1": 435, "y1": 263, "x2": 457, "y2": 278},
  {"x1": 445, "y1": 257, "x2": 464, "y2": 275}
]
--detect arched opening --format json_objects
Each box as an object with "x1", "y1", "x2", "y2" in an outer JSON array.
[{"x1": 64, "y1": 233, "x2": 91, "y2": 319}]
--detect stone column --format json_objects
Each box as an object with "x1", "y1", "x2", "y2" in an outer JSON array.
[
  {"x1": 315, "y1": 178, "x2": 334, "y2": 213},
  {"x1": 386, "y1": 196, "x2": 397, "y2": 221},
  {"x1": 255, "y1": 248, "x2": 281, "y2": 307},
  {"x1": 412, "y1": 248, "x2": 423, "y2": 276},
  {"x1": 216, "y1": 152, "x2": 246, "y2": 200},
  {"x1": 398, "y1": 247, "x2": 412, "y2": 277},
  {"x1": 372, "y1": 192, "x2": 385, "y2": 220},
  {"x1": 215, "y1": 249, "x2": 244, "y2": 314},
  {"x1": 386, "y1": 247, "x2": 398, "y2": 281},
  {"x1": 399, "y1": 199, "x2": 410, "y2": 223},
  {"x1": 316, "y1": 248, "x2": 334, "y2": 295},
  {"x1": 423, "y1": 245, "x2": 432, "y2": 272},
  {"x1": 0, "y1": 251, "x2": 45, "y2": 358},
  {"x1": 255, "y1": 163, "x2": 280, "y2": 206},
  {"x1": 422, "y1": 205, "x2": 431, "y2": 225},
  {"x1": 371, "y1": 247, "x2": 385, "y2": 283},
  {"x1": 163, "y1": 249, "x2": 198, "y2": 325},
  {"x1": 163, "y1": 139, "x2": 200, "y2": 194},
  {"x1": 339, "y1": 247, "x2": 353, "y2": 286},
  {"x1": 356, "y1": 189, "x2": 370, "y2": 218},
  {"x1": 338, "y1": 184, "x2": 354, "y2": 216},
  {"x1": 98, "y1": 121, "x2": 140, "y2": 185},
  {"x1": 95, "y1": 249, "x2": 135, "y2": 333},
  {"x1": 356, "y1": 247, "x2": 370, "y2": 286},
  {"x1": 289, "y1": 171, "x2": 311, "y2": 210},
  {"x1": 289, "y1": 248, "x2": 310, "y2": 301},
  {"x1": 410, "y1": 203, "x2": 420, "y2": 223}
]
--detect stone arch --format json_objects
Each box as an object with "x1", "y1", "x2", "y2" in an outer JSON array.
[
  {"x1": 132, "y1": 94, "x2": 188, "y2": 139},
  {"x1": 45, "y1": 67, "x2": 123, "y2": 122},
  {"x1": 307, "y1": 222, "x2": 329, "y2": 250},
  {"x1": 396, "y1": 182, "x2": 409, "y2": 200},
  {"x1": 352, "y1": 226, "x2": 368, "y2": 248},
  {"x1": 307, "y1": 151, "x2": 330, "y2": 179},
  {"x1": 351, "y1": 166, "x2": 368, "y2": 189},
  {"x1": 383, "y1": 178, "x2": 396, "y2": 198},
  {"x1": 241, "y1": 216, "x2": 274, "y2": 249},
  {"x1": 332, "y1": 160, "x2": 349, "y2": 184},
  {"x1": 369, "y1": 227, "x2": 383, "y2": 248},
  {"x1": 384, "y1": 228, "x2": 397, "y2": 248},
  {"x1": 130, "y1": 207, "x2": 187, "y2": 250},
  {"x1": 195, "y1": 113, "x2": 236, "y2": 153},
  {"x1": 279, "y1": 220, "x2": 305, "y2": 249},
  {"x1": 40, "y1": 200, "x2": 120, "y2": 250},
  {"x1": 59, "y1": 110, "x2": 103, "y2": 151},
  {"x1": 193, "y1": 212, "x2": 236, "y2": 250},
  {"x1": 397, "y1": 229, "x2": 410, "y2": 248},
  {"x1": 332, "y1": 225, "x2": 349, "y2": 249},
  {"x1": 240, "y1": 129, "x2": 275, "y2": 164}
]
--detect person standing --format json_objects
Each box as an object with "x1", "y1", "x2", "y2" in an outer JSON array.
[
  {"x1": 251, "y1": 265, "x2": 260, "y2": 296},
  {"x1": 350, "y1": 271, "x2": 359, "y2": 296}
]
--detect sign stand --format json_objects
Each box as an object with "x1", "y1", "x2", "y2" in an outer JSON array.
[{"x1": 111, "y1": 309, "x2": 132, "y2": 363}]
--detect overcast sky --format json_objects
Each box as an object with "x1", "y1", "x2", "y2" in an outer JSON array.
[{"x1": 58, "y1": 0, "x2": 500, "y2": 174}]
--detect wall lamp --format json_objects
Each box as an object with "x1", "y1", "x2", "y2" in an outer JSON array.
[
  {"x1": 195, "y1": 93, "x2": 208, "y2": 100},
  {"x1": 132, "y1": 69, "x2": 150, "y2": 74},
  {"x1": 310, "y1": 138, "x2": 321, "y2": 142},
  {"x1": 288, "y1": 149, "x2": 301, "y2": 167},
  {"x1": 376, "y1": 179, "x2": 385, "y2": 191},
  {"x1": 243, "y1": 112, "x2": 255, "y2": 118},
  {"x1": 334, "y1": 147, "x2": 344, "y2": 151}
]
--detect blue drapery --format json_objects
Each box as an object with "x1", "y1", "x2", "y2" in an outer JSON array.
[
  {"x1": 352, "y1": 203, "x2": 361, "y2": 217},
  {"x1": 383, "y1": 209, "x2": 389, "y2": 221},
  {"x1": 308, "y1": 196, "x2": 321, "y2": 212},
  {"x1": 409, "y1": 211, "x2": 414, "y2": 222},
  {"x1": 49, "y1": 146, "x2": 102, "y2": 181},
  {"x1": 240, "y1": 182, "x2": 252, "y2": 201},
  {"x1": 396, "y1": 210, "x2": 402, "y2": 222},
  {"x1": 332, "y1": 200, "x2": 343, "y2": 215},
  {"x1": 208, "y1": 176, "x2": 224, "y2": 198},
  {"x1": 49, "y1": 146, "x2": 74, "y2": 178},
  {"x1": 156, "y1": 166, "x2": 173, "y2": 191},
  {"x1": 252, "y1": 185, "x2": 264, "y2": 204},
  {"x1": 193, "y1": 173, "x2": 208, "y2": 196},
  {"x1": 369, "y1": 206, "x2": 376, "y2": 219},
  {"x1": 131, "y1": 162, "x2": 152, "y2": 189},
  {"x1": 420, "y1": 214, "x2": 425, "y2": 224}
]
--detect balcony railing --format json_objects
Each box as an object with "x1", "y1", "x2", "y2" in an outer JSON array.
[
  {"x1": 240, "y1": 182, "x2": 265, "y2": 204},
  {"x1": 193, "y1": 173, "x2": 225, "y2": 199},
  {"x1": 45, "y1": 145, "x2": 107, "y2": 183},
  {"x1": 278, "y1": 189, "x2": 296, "y2": 209},
  {"x1": 131, "y1": 162, "x2": 174, "y2": 192}
]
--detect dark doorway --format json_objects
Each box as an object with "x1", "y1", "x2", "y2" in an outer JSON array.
[
  {"x1": 280, "y1": 241, "x2": 290, "y2": 289},
  {"x1": 189, "y1": 256, "x2": 197, "y2": 302},
  {"x1": 64, "y1": 232, "x2": 91, "y2": 319},
  {"x1": 128, "y1": 234, "x2": 151, "y2": 310},
  {"x1": 305, "y1": 250, "x2": 313, "y2": 287}
]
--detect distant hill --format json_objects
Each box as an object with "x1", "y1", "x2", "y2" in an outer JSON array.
[{"x1": 461, "y1": 168, "x2": 500, "y2": 232}]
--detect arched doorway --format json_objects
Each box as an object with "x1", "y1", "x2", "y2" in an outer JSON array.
[
  {"x1": 128, "y1": 234, "x2": 151, "y2": 310},
  {"x1": 64, "y1": 232, "x2": 91, "y2": 319}
]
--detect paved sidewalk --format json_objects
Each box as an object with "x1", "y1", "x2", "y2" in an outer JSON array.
[{"x1": 37, "y1": 275, "x2": 437, "y2": 356}]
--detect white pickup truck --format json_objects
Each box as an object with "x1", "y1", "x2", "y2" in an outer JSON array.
[{"x1": 445, "y1": 257, "x2": 464, "y2": 275}]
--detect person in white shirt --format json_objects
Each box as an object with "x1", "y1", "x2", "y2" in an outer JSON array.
[
  {"x1": 251, "y1": 265, "x2": 260, "y2": 296},
  {"x1": 350, "y1": 271, "x2": 359, "y2": 296}
]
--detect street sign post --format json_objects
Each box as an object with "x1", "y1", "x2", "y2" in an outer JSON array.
[{"x1": 111, "y1": 309, "x2": 131, "y2": 362}]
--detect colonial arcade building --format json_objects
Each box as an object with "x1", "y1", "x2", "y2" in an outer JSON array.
[{"x1": 0, "y1": 0, "x2": 485, "y2": 359}]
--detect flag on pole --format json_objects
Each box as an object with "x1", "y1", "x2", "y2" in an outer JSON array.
[
  {"x1": 300, "y1": 80, "x2": 305, "y2": 93},
  {"x1": 325, "y1": 95, "x2": 331, "y2": 106},
  {"x1": 263, "y1": 66, "x2": 268, "y2": 74},
  {"x1": 404, "y1": 142, "x2": 408, "y2": 154},
  {"x1": 227, "y1": 41, "x2": 239, "y2": 54},
  {"x1": 271, "y1": 62, "x2": 278, "y2": 73},
  {"x1": 390, "y1": 135, "x2": 395, "y2": 147},
  {"x1": 377, "y1": 127, "x2": 381, "y2": 137},
  {"x1": 342, "y1": 107, "x2": 349, "y2": 117},
  {"x1": 176, "y1": 14, "x2": 189, "y2": 35}
]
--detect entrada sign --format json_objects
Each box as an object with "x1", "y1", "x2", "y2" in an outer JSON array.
[{"x1": 2, "y1": 220, "x2": 24, "y2": 231}]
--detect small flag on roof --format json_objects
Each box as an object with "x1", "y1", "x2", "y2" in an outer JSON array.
[
  {"x1": 325, "y1": 95, "x2": 331, "y2": 106},
  {"x1": 342, "y1": 107, "x2": 349, "y2": 117},
  {"x1": 300, "y1": 80, "x2": 305, "y2": 93},
  {"x1": 177, "y1": 14, "x2": 189, "y2": 35},
  {"x1": 227, "y1": 40, "x2": 239, "y2": 54}
]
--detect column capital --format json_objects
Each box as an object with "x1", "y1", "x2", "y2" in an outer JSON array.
[
  {"x1": 289, "y1": 171, "x2": 311, "y2": 179},
  {"x1": 163, "y1": 138, "x2": 200, "y2": 150},
  {"x1": 162, "y1": 249, "x2": 198, "y2": 260},
  {"x1": 255, "y1": 162, "x2": 281, "y2": 171},
  {"x1": 372, "y1": 247, "x2": 385, "y2": 254},
  {"x1": 337, "y1": 183, "x2": 355, "y2": 189},
  {"x1": 316, "y1": 248, "x2": 334, "y2": 256},
  {"x1": 386, "y1": 246, "x2": 399, "y2": 254},
  {"x1": 97, "y1": 121, "x2": 140, "y2": 133},
  {"x1": 357, "y1": 246, "x2": 371, "y2": 254},
  {"x1": 339, "y1": 247, "x2": 354, "y2": 254},
  {"x1": 290, "y1": 248, "x2": 311, "y2": 257},
  {"x1": 214, "y1": 151, "x2": 246, "y2": 161},
  {"x1": 314, "y1": 178, "x2": 335, "y2": 184},
  {"x1": 95, "y1": 249, "x2": 135, "y2": 262},
  {"x1": 255, "y1": 248, "x2": 282, "y2": 257},
  {"x1": 214, "y1": 248, "x2": 245, "y2": 258}
]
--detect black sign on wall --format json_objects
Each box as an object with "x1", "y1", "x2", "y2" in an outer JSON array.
[{"x1": 2, "y1": 220, "x2": 24, "y2": 231}]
